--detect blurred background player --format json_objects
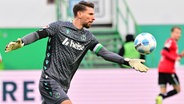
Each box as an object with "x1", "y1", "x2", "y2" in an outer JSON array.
[
  {"x1": 5, "y1": 1, "x2": 148, "y2": 104},
  {"x1": 156, "y1": 26, "x2": 184, "y2": 104},
  {"x1": 118, "y1": 34, "x2": 145, "y2": 68}
]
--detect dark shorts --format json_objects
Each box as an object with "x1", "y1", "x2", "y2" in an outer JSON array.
[
  {"x1": 39, "y1": 75, "x2": 69, "y2": 104},
  {"x1": 158, "y1": 72, "x2": 180, "y2": 86}
]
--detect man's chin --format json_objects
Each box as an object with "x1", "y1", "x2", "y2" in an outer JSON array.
[{"x1": 84, "y1": 25, "x2": 91, "y2": 28}]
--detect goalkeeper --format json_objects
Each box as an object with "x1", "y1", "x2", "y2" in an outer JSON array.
[{"x1": 5, "y1": 1, "x2": 148, "y2": 104}]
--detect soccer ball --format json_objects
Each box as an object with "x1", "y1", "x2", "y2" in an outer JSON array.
[{"x1": 134, "y1": 32, "x2": 156, "y2": 55}]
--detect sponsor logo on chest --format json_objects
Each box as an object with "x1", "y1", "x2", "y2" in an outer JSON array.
[{"x1": 62, "y1": 38, "x2": 84, "y2": 50}]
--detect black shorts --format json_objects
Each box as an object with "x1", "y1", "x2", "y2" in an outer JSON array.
[
  {"x1": 158, "y1": 72, "x2": 180, "y2": 86},
  {"x1": 39, "y1": 75, "x2": 69, "y2": 104}
]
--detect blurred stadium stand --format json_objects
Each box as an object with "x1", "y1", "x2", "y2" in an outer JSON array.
[{"x1": 0, "y1": 0, "x2": 184, "y2": 69}]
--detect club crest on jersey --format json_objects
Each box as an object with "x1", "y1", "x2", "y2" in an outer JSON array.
[
  {"x1": 66, "y1": 29, "x2": 70, "y2": 34},
  {"x1": 81, "y1": 35, "x2": 86, "y2": 41},
  {"x1": 62, "y1": 38, "x2": 84, "y2": 50}
]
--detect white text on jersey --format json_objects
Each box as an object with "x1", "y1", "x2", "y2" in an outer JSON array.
[{"x1": 62, "y1": 38, "x2": 84, "y2": 50}]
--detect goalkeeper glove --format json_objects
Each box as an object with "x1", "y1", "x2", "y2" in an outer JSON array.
[
  {"x1": 124, "y1": 58, "x2": 149, "y2": 72},
  {"x1": 5, "y1": 38, "x2": 24, "y2": 52}
]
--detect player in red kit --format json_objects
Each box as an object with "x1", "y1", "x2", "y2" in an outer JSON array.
[{"x1": 156, "y1": 26, "x2": 184, "y2": 104}]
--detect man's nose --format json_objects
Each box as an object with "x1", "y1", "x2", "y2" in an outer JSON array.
[{"x1": 92, "y1": 17, "x2": 95, "y2": 21}]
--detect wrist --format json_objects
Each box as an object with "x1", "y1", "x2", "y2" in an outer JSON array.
[
  {"x1": 123, "y1": 58, "x2": 130, "y2": 66},
  {"x1": 124, "y1": 58, "x2": 130, "y2": 62},
  {"x1": 178, "y1": 54, "x2": 183, "y2": 58},
  {"x1": 17, "y1": 38, "x2": 24, "y2": 47}
]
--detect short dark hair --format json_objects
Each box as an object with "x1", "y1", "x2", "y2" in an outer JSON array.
[
  {"x1": 126, "y1": 34, "x2": 134, "y2": 42},
  {"x1": 73, "y1": 1, "x2": 94, "y2": 17},
  {"x1": 171, "y1": 26, "x2": 181, "y2": 32}
]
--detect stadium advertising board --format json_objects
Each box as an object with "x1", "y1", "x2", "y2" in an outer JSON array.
[{"x1": 0, "y1": 69, "x2": 184, "y2": 104}]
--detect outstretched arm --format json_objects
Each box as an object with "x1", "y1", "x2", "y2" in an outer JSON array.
[
  {"x1": 161, "y1": 47, "x2": 178, "y2": 61},
  {"x1": 5, "y1": 29, "x2": 48, "y2": 52},
  {"x1": 97, "y1": 47, "x2": 128, "y2": 65},
  {"x1": 22, "y1": 29, "x2": 48, "y2": 45},
  {"x1": 5, "y1": 21, "x2": 60, "y2": 52},
  {"x1": 94, "y1": 44, "x2": 149, "y2": 72}
]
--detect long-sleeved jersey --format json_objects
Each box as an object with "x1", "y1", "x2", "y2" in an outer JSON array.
[
  {"x1": 42, "y1": 21, "x2": 100, "y2": 91},
  {"x1": 22, "y1": 21, "x2": 126, "y2": 92},
  {"x1": 158, "y1": 38, "x2": 180, "y2": 73}
]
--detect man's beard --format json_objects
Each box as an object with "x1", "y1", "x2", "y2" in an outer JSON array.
[{"x1": 83, "y1": 23, "x2": 91, "y2": 28}]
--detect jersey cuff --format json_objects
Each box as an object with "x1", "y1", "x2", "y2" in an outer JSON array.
[{"x1": 93, "y1": 43, "x2": 103, "y2": 54}]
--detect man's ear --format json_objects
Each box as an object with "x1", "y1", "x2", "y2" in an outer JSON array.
[{"x1": 77, "y1": 11, "x2": 83, "y2": 19}]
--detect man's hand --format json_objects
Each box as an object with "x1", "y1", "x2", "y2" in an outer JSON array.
[
  {"x1": 5, "y1": 38, "x2": 24, "y2": 52},
  {"x1": 125, "y1": 58, "x2": 149, "y2": 72},
  {"x1": 180, "y1": 51, "x2": 184, "y2": 57},
  {"x1": 176, "y1": 56, "x2": 181, "y2": 61}
]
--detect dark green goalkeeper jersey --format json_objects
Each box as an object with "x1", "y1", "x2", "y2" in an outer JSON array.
[
  {"x1": 42, "y1": 21, "x2": 100, "y2": 91},
  {"x1": 21, "y1": 20, "x2": 125, "y2": 92}
]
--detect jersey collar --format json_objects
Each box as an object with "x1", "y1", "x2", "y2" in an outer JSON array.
[{"x1": 63, "y1": 21, "x2": 84, "y2": 32}]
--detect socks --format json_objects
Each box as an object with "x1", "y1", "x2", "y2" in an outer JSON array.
[{"x1": 159, "y1": 89, "x2": 178, "y2": 99}]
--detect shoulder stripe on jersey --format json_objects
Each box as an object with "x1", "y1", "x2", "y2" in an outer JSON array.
[{"x1": 93, "y1": 43, "x2": 103, "y2": 54}]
